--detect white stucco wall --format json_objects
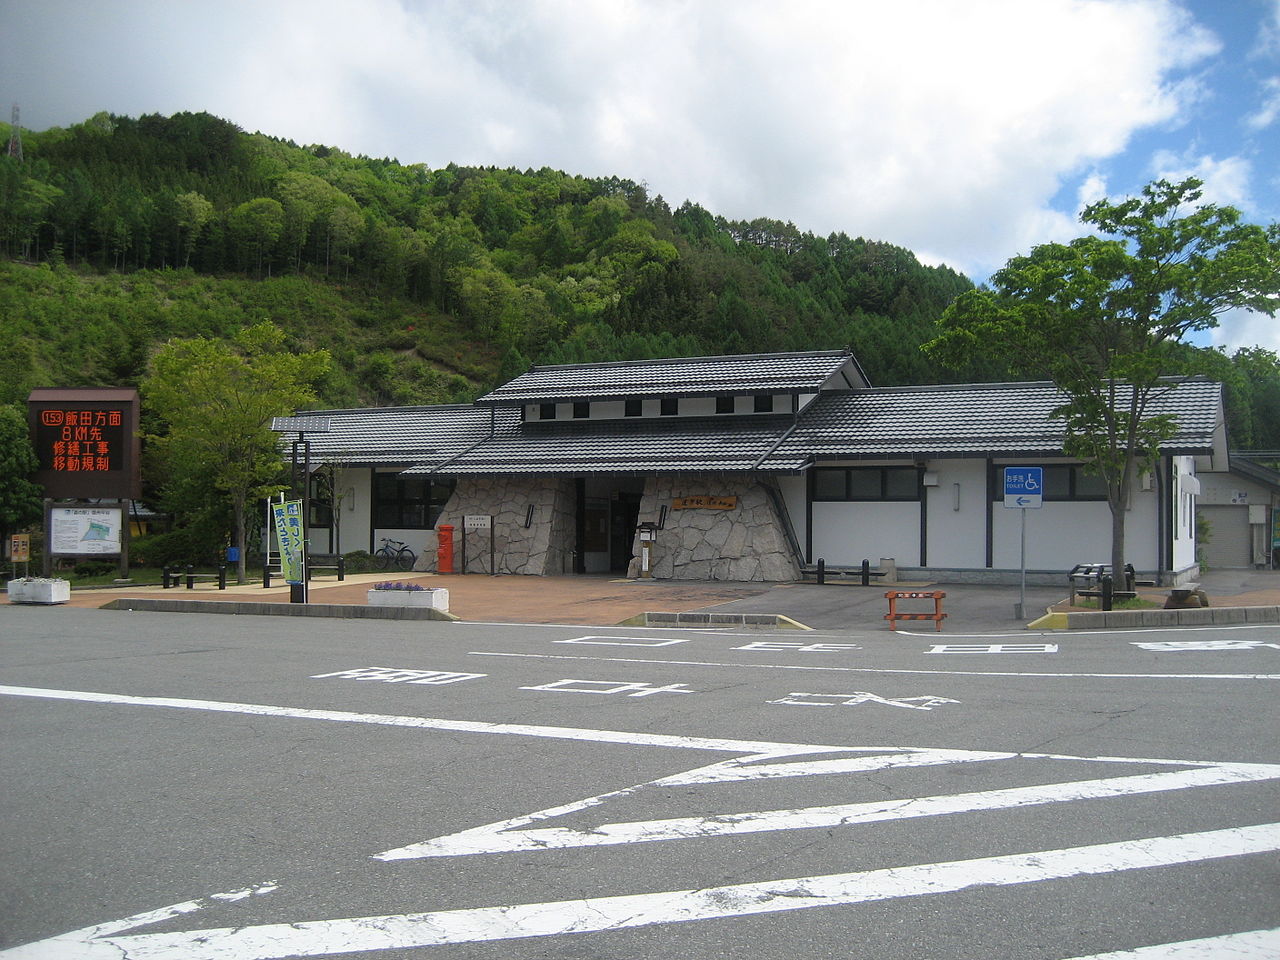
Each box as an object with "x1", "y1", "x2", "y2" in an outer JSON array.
[
  {"x1": 811, "y1": 501, "x2": 922, "y2": 566},
  {"x1": 920, "y1": 460, "x2": 988, "y2": 568}
]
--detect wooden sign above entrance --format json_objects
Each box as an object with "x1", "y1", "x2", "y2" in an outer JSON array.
[{"x1": 672, "y1": 496, "x2": 738, "y2": 511}]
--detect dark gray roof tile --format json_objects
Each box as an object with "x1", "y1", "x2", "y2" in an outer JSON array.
[{"x1": 475, "y1": 350, "x2": 864, "y2": 404}]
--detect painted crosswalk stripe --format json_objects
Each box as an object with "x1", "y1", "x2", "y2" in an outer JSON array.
[
  {"x1": 1062, "y1": 927, "x2": 1280, "y2": 959},
  {"x1": 4, "y1": 825, "x2": 1277, "y2": 959}
]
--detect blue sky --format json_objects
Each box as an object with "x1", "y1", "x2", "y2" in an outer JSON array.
[{"x1": 2, "y1": 0, "x2": 1277, "y2": 351}]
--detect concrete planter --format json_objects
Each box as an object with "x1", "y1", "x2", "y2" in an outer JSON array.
[
  {"x1": 367, "y1": 587, "x2": 449, "y2": 611},
  {"x1": 7, "y1": 578, "x2": 71, "y2": 605}
]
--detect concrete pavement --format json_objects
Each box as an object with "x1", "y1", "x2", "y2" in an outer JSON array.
[{"x1": 14, "y1": 567, "x2": 1280, "y2": 631}]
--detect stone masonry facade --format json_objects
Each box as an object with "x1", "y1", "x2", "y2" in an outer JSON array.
[
  {"x1": 417, "y1": 475, "x2": 577, "y2": 575},
  {"x1": 626, "y1": 474, "x2": 802, "y2": 582}
]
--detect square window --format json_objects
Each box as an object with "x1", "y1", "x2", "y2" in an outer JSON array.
[
  {"x1": 847, "y1": 469, "x2": 882, "y2": 499},
  {"x1": 660, "y1": 397, "x2": 679, "y2": 416},
  {"x1": 753, "y1": 394, "x2": 774, "y2": 413},
  {"x1": 1074, "y1": 470, "x2": 1108, "y2": 498},
  {"x1": 624, "y1": 398, "x2": 642, "y2": 417},
  {"x1": 884, "y1": 467, "x2": 919, "y2": 500},
  {"x1": 716, "y1": 396, "x2": 735, "y2": 414},
  {"x1": 539, "y1": 403, "x2": 556, "y2": 420},
  {"x1": 573, "y1": 401, "x2": 590, "y2": 419},
  {"x1": 813, "y1": 469, "x2": 847, "y2": 500}
]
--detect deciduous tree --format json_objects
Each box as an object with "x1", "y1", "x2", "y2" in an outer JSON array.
[
  {"x1": 142, "y1": 322, "x2": 331, "y2": 582},
  {"x1": 925, "y1": 178, "x2": 1280, "y2": 579}
]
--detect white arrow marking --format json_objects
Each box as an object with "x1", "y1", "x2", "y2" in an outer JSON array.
[{"x1": 4, "y1": 825, "x2": 1277, "y2": 959}]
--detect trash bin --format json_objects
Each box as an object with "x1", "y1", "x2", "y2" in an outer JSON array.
[{"x1": 226, "y1": 546, "x2": 240, "y2": 563}]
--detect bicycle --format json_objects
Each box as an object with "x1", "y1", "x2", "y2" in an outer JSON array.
[{"x1": 374, "y1": 537, "x2": 417, "y2": 571}]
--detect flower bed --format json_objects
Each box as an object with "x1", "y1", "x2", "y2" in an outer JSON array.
[
  {"x1": 7, "y1": 578, "x2": 71, "y2": 605},
  {"x1": 367, "y1": 582, "x2": 449, "y2": 610}
]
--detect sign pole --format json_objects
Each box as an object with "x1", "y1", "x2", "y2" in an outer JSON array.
[
  {"x1": 1018, "y1": 506, "x2": 1027, "y2": 619},
  {"x1": 1003, "y1": 466, "x2": 1043, "y2": 620}
]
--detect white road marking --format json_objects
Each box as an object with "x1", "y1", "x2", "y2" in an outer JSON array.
[
  {"x1": 0, "y1": 684, "x2": 843, "y2": 756},
  {"x1": 1132, "y1": 640, "x2": 1280, "y2": 652},
  {"x1": 735, "y1": 641, "x2": 863, "y2": 652},
  {"x1": 5, "y1": 826, "x2": 1276, "y2": 959},
  {"x1": 767, "y1": 690, "x2": 958, "y2": 709},
  {"x1": 929, "y1": 643, "x2": 1059, "y2": 654},
  {"x1": 1062, "y1": 927, "x2": 1280, "y2": 958},
  {"x1": 311, "y1": 667, "x2": 485, "y2": 684},
  {"x1": 469, "y1": 650, "x2": 1280, "y2": 680},
  {"x1": 377, "y1": 748, "x2": 1015, "y2": 860},
  {"x1": 518, "y1": 678, "x2": 695, "y2": 697},
  {"x1": 555, "y1": 635, "x2": 692, "y2": 646},
  {"x1": 376, "y1": 760, "x2": 1280, "y2": 859}
]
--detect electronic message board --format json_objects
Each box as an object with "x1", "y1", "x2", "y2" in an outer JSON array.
[{"x1": 28, "y1": 388, "x2": 141, "y2": 500}]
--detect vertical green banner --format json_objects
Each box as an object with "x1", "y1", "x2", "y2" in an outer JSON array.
[{"x1": 272, "y1": 500, "x2": 305, "y2": 585}]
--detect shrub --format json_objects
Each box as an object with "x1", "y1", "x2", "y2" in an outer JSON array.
[{"x1": 342, "y1": 549, "x2": 376, "y2": 573}]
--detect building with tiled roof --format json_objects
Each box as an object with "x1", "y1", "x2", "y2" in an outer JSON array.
[{"x1": 289, "y1": 351, "x2": 1225, "y2": 584}]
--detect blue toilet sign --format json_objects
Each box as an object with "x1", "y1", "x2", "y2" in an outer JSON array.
[{"x1": 1003, "y1": 467, "x2": 1043, "y2": 509}]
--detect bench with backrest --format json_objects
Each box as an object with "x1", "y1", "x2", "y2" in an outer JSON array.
[{"x1": 162, "y1": 564, "x2": 227, "y2": 590}]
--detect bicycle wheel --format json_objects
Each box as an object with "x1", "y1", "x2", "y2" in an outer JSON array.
[
  {"x1": 374, "y1": 547, "x2": 394, "y2": 570},
  {"x1": 395, "y1": 547, "x2": 416, "y2": 571}
]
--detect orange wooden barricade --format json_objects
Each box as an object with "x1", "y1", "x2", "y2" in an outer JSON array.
[{"x1": 884, "y1": 590, "x2": 947, "y2": 631}]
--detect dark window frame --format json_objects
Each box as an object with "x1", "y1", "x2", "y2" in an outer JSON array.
[
  {"x1": 992, "y1": 464, "x2": 1109, "y2": 502},
  {"x1": 753, "y1": 394, "x2": 774, "y2": 413},
  {"x1": 716, "y1": 396, "x2": 735, "y2": 414},
  {"x1": 812, "y1": 466, "x2": 922, "y2": 502},
  {"x1": 373, "y1": 473, "x2": 456, "y2": 530},
  {"x1": 538, "y1": 402, "x2": 557, "y2": 421},
  {"x1": 660, "y1": 397, "x2": 679, "y2": 417},
  {"x1": 624, "y1": 397, "x2": 642, "y2": 418},
  {"x1": 572, "y1": 401, "x2": 590, "y2": 419}
]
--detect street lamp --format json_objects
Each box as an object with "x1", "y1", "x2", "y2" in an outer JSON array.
[{"x1": 271, "y1": 416, "x2": 330, "y2": 603}]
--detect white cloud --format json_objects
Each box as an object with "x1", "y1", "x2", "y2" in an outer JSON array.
[
  {"x1": 1211, "y1": 307, "x2": 1280, "y2": 354},
  {"x1": 0, "y1": 0, "x2": 1227, "y2": 279},
  {"x1": 1149, "y1": 149, "x2": 1254, "y2": 208},
  {"x1": 1246, "y1": 76, "x2": 1280, "y2": 130}
]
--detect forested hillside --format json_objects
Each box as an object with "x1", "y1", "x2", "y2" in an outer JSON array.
[{"x1": 2, "y1": 109, "x2": 1278, "y2": 447}]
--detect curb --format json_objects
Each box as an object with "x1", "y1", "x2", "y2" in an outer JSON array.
[
  {"x1": 615, "y1": 611, "x2": 812, "y2": 630},
  {"x1": 1028, "y1": 605, "x2": 1280, "y2": 630},
  {"x1": 101, "y1": 598, "x2": 460, "y2": 621}
]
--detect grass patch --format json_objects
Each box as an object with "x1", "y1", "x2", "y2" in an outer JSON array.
[{"x1": 1074, "y1": 596, "x2": 1159, "y2": 611}]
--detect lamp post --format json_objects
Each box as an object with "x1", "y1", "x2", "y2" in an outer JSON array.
[{"x1": 271, "y1": 416, "x2": 330, "y2": 603}]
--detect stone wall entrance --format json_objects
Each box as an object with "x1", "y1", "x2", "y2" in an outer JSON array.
[
  {"x1": 626, "y1": 474, "x2": 802, "y2": 582},
  {"x1": 421, "y1": 472, "x2": 802, "y2": 582}
]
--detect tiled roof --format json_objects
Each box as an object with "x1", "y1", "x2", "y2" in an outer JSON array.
[
  {"x1": 403, "y1": 416, "x2": 796, "y2": 475},
  {"x1": 284, "y1": 404, "x2": 502, "y2": 467},
  {"x1": 297, "y1": 377, "x2": 1223, "y2": 475},
  {"x1": 475, "y1": 350, "x2": 864, "y2": 404},
  {"x1": 758, "y1": 377, "x2": 1223, "y2": 467}
]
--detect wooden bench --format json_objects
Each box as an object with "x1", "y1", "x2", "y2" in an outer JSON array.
[
  {"x1": 262, "y1": 553, "x2": 346, "y2": 588},
  {"x1": 162, "y1": 564, "x2": 227, "y2": 590}
]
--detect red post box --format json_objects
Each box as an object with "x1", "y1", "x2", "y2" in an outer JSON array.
[{"x1": 437, "y1": 524, "x2": 454, "y2": 574}]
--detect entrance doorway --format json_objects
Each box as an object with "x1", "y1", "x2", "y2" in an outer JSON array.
[{"x1": 576, "y1": 477, "x2": 646, "y2": 574}]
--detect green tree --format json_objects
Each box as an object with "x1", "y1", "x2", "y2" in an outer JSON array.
[
  {"x1": 172, "y1": 191, "x2": 213, "y2": 268},
  {"x1": 142, "y1": 322, "x2": 331, "y2": 582},
  {"x1": 229, "y1": 197, "x2": 285, "y2": 277},
  {"x1": 0, "y1": 405, "x2": 43, "y2": 551},
  {"x1": 925, "y1": 178, "x2": 1280, "y2": 578}
]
